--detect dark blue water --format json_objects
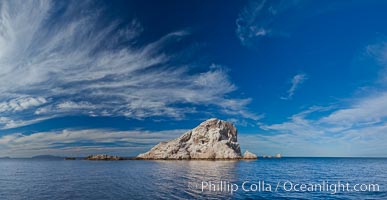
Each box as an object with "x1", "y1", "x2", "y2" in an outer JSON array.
[{"x1": 0, "y1": 158, "x2": 386, "y2": 199}]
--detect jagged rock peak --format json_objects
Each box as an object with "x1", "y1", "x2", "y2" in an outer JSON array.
[{"x1": 137, "y1": 118, "x2": 242, "y2": 160}]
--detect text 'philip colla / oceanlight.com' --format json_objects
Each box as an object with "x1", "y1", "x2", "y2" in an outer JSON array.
[{"x1": 188, "y1": 180, "x2": 381, "y2": 195}]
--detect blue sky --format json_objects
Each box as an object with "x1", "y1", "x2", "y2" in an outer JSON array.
[{"x1": 1, "y1": 0, "x2": 387, "y2": 157}]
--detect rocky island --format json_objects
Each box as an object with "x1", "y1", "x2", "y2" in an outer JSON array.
[
  {"x1": 243, "y1": 150, "x2": 258, "y2": 159},
  {"x1": 85, "y1": 154, "x2": 124, "y2": 160},
  {"x1": 137, "y1": 118, "x2": 257, "y2": 160}
]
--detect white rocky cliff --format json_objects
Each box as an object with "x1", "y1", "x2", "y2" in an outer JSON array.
[{"x1": 137, "y1": 118, "x2": 256, "y2": 160}]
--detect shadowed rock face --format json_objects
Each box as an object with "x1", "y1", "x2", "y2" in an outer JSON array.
[{"x1": 137, "y1": 118, "x2": 242, "y2": 159}]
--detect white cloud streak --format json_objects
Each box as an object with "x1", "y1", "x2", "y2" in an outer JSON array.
[
  {"x1": 320, "y1": 93, "x2": 387, "y2": 127},
  {"x1": 0, "y1": 116, "x2": 54, "y2": 129},
  {"x1": 281, "y1": 73, "x2": 308, "y2": 100},
  {"x1": 0, "y1": 0, "x2": 257, "y2": 129}
]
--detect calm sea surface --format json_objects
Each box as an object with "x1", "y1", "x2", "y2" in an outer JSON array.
[{"x1": 0, "y1": 158, "x2": 386, "y2": 199}]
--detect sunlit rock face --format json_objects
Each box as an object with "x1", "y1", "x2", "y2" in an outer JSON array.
[{"x1": 137, "y1": 118, "x2": 243, "y2": 160}]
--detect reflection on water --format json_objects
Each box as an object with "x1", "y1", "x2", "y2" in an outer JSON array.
[
  {"x1": 0, "y1": 158, "x2": 386, "y2": 199},
  {"x1": 140, "y1": 160, "x2": 238, "y2": 199}
]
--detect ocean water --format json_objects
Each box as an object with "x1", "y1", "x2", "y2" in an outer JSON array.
[{"x1": 0, "y1": 158, "x2": 386, "y2": 199}]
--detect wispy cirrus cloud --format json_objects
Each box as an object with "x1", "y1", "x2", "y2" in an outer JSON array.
[
  {"x1": 366, "y1": 41, "x2": 387, "y2": 84},
  {"x1": 0, "y1": 0, "x2": 258, "y2": 129},
  {"x1": 256, "y1": 42, "x2": 387, "y2": 156},
  {"x1": 236, "y1": 0, "x2": 268, "y2": 45},
  {"x1": 0, "y1": 96, "x2": 47, "y2": 112},
  {"x1": 258, "y1": 99, "x2": 387, "y2": 156},
  {"x1": 236, "y1": 0, "x2": 299, "y2": 46},
  {"x1": 245, "y1": 39, "x2": 387, "y2": 156},
  {"x1": 281, "y1": 73, "x2": 308, "y2": 100}
]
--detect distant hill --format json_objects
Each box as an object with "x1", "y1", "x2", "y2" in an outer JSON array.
[
  {"x1": 31, "y1": 155, "x2": 64, "y2": 160},
  {"x1": 0, "y1": 156, "x2": 11, "y2": 159}
]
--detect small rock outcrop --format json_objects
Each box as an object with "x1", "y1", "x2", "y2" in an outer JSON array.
[
  {"x1": 137, "y1": 118, "x2": 245, "y2": 160},
  {"x1": 85, "y1": 154, "x2": 123, "y2": 160},
  {"x1": 243, "y1": 150, "x2": 257, "y2": 159}
]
